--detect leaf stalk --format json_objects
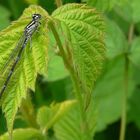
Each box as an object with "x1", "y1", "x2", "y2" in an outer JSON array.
[
  {"x1": 48, "y1": 19, "x2": 91, "y2": 140},
  {"x1": 119, "y1": 23, "x2": 134, "y2": 140},
  {"x1": 55, "y1": 0, "x2": 63, "y2": 7}
]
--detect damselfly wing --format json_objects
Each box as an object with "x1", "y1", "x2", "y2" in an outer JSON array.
[{"x1": 0, "y1": 13, "x2": 42, "y2": 98}]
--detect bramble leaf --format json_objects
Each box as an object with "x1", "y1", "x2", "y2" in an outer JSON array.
[
  {"x1": 128, "y1": 87, "x2": 140, "y2": 129},
  {"x1": 129, "y1": 0, "x2": 140, "y2": 23},
  {"x1": 47, "y1": 31, "x2": 69, "y2": 81},
  {"x1": 114, "y1": 0, "x2": 140, "y2": 23},
  {"x1": 105, "y1": 18, "x2": 127, "y2": 59},
  {"x1": 0, "y1": 5, "x2": 49, "y2": 134},
  {"x1": 0, "y1": 128, "x2": 43, "y2": 140},
  {"x1": 37, "y1": 106, "x2": 51, "y2": 130},
  {"x1": 87, "y1": 0, "x2": 128, "y2": 12},
  {"x1": 52, "y1": 3, "x2": 105, "y2": 95},
  {"x1": 0, "y1": 5, "x2": 10, "y2": 30},
  {"x1": 37, "y1": 100, "x2": 77, "y2": 131},
  {"x1": 54, "y1": 98, "x2": 97, "y2": 140},
  {"x1": 128, "y1": 37, "x2": 140, "y2": 68},
  {"x1": 93, "y1": 57, "x2": 135, "y2": 131}
]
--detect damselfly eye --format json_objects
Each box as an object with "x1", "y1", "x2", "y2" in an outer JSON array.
[{"x1": 32, "y1": 14, "x2": 41, "y2": 20}]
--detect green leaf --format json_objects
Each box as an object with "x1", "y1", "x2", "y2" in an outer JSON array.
[
  {"x1": 0, "y1": 128, "x2": 43, "y2": 140},
  {"x1": 37, "y1": 100, "x2": 77, "y2": 131},
  {"x1": 8, "y1": 0, "x2": 27, "y2": 19},
  {"x1": 54, "y1": 98, "x2": 97, "y2": 140},
  {"x1": 107, "y1": 7, "x2": 130, "y2": 34},
  {"x1": 113, "y1": 4, "x2": 133, "y2": 22},
  {"x1": 87, "y1": 0, "x2": 128, "y2": 12},
  {"x1": 47, "y1": 32, "x2": 69, "y2": 81},
  {"x1": 37, "y1": 106, "x2": 51, "y2": 130},
  {"x1": 24, "y1": 0, "x2": 38, "y2": 4},
  {"x1": 47, "y1": 77, "x2": 72, "y2": 101},
  {"x1": 0, "y1": 5, "x2": 49, "y2": 134},
  {"x1": 47, "y1": 55, "x2": 69, "y2": 81},
  {"x1": 52, "y1": 3, "x2": 105, "y2": 94},
  {"x1": 130, "y1": 0, "x2": 140, "y2": 23},
  {"x1": 128, "y1": 87, "x2": 140, "y2": 129},
  {"x1": 128, "y1": 68, "x2": 140, "y2": 129},
  {"x1": 105, "y1": 18, "x2": 127, "y2": 59},
  {"x1": 114, "y1": 0, "x2": 140, "y2": 23},
  {"x1": 128, "y1": 37, "x2": 140, "y2": 68},
  {"x1": 93, "y1": 57, "x2": 135, "y2": 131},
  {"x1": 0, "y1": 5, "x2": 10, "y2": 30}
]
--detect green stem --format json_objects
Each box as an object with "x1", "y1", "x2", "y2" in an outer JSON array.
[
  {"x1": 48, "y1": 19, "x2": 91, "y2": 139},
  {"x1": 20, "y1": 95, "x2": 38, "y2": 128},
  {"x1": 119, "y1": 54, "x2": 129, "y2": 140},
  {"x1": 119, "y1": 23, "x2": 134, "y2": 140},
  {"x1": 55, "y1": 0, "x2": 62, "y2": 7},
  {"x1": 48, "y1": 20, "x2": 83, "y2": 108},
  {"x1": 128, "y1": 24, "x2": 134, "y2": 44}
]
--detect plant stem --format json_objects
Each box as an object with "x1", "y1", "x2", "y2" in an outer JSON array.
[
  {"x1": 119, "y1": 23, "x2": 134, "y2": 140},
  {"x1": 128, "y1": 24, "x2": 134, "y2": 44},
  {"x1": 55, "y1": 0, "x2": 62, "y2": 7},
  {"x1": 48, "y1": 20, "x2": 83, "y2": 108},
  {"x1": 119, "y1": 54, "x2": 129, "y2": 140},
  {"x1": 48, "y1": 19, "x2": 91, "y2": 139},
  {"x1": 20, "y1": 95, "x2": 38, "y2": 128}
]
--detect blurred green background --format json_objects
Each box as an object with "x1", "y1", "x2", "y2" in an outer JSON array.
[{"x1": 0, "y1": 0, "x2": 140, "y2": 140}]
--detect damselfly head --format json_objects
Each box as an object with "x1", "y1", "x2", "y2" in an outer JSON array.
[{"x1": 32, "y1": 14, "x2": 41, "y2": 21}]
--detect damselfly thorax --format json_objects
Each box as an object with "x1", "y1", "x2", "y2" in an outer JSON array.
[
  {"x1": 25, "y1": 14, "x2": 41, "y2": 37},
  {"x1": 0, "y1": 13, "x2": 42, "y2": 98}
]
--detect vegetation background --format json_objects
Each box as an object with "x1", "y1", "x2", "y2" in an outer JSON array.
[{"x1": 0, "y1": 0, "x2": 140, "y2": 140}]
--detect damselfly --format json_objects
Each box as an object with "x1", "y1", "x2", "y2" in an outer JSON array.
[{"x1": 0, "y1": 13, "x2": 42, "y2": 98}]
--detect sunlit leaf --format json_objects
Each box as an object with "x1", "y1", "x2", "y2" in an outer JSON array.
[
  {"x1": 37, "y1": 106, "x2": 51, "y2": 130},
  {"x1": 0, "y1": 5, "x2": 49, "y2": 134},
  {"x1": 0, "y1": 128, "x2": 43, "y2": 140},
  {"x1": 54, "y1": 98, "x2": 97, "y2": 140},
  {"x1": 37, "y1": 100, "x2": 77, "y2": 131},
  {"x1": 52, "y1": 3, "x2": 105, "y2": 95}
]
